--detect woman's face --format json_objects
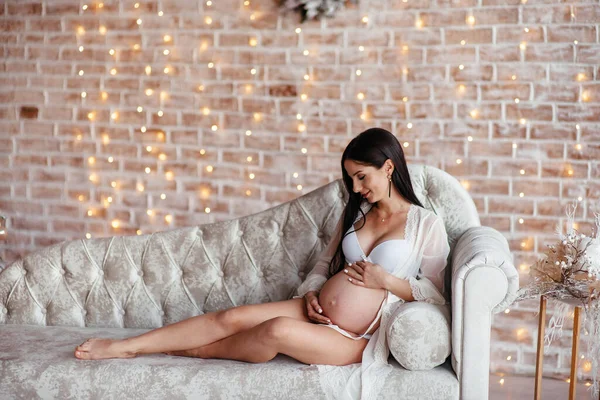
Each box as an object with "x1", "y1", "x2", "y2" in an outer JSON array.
[{"x1": 343, "y1": 159, "x2": 389, "y2": 203}]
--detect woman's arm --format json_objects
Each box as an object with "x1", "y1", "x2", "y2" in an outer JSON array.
[{"x1": 383, "y1": 275, "x2": 415, "y2": 302}]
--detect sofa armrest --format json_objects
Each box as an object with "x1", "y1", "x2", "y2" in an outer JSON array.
[{"x1": 450, "y1": 226, "x2": 519, "y2": 400}]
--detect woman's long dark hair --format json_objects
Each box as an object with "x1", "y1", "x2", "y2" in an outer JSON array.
[{"x1": 328, "y1": 128, "x2": 424, "y2": 277}]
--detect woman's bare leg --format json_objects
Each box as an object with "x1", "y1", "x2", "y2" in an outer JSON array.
[
  {"x1": 74, "y1": 298, "x2": 309, "y2": 360},
  {"x1": 166, "y1": 316, "x2": 367, "y2": 366}
]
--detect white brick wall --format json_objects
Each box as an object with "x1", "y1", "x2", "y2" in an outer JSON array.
[{"x1": 1, "y1": 0, "x2": 599, "y2": 381}]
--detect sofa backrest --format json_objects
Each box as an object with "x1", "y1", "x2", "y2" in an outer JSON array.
[{"x1": 0, "y1": 164, "x2": 479, "y2": 329}]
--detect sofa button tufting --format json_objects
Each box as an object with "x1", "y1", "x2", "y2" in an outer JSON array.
[
  {"x1": 138, "y1": 270, "x2": 144, "y2": 277},
  {"x1": 59, "y1": 269, "x2": 65, "y2": 275},
  {"x1": 277, "y1": 231, "x2": 283, "y2": 237},
  {"x1": 422, "y1": 189, "x2": 429, "y2": 196},
  {"x1": 0, "y1": 306, "x2": 6, "y2": 314},
  {"x1": 160, "y1": 310, "x2": 165, "y2": 316},
  {"x1": 317, "y1": 231, "x2": 324, "y2": 238},
  {"x1": 217, "y1": 271, "x2": 224, "y2": 278},
  {"x1": 99, "y1": 270, "x2": 104, "y2": 276},
  {"x1": 237, "y1": 231, "x2": 243, "y2": 237},
  {"x1": 120, "y1": 310, "x2": 125, "y2": 316},
  {"x1": 83, "y1": 310, "x2": 87, "y2": 315},
  {"x1": 178, "y1": 270, "x2": 183, "y2": 276},
  {"x1": 257, "y1": 271, "x2": 264, "y2": 278},
  {"x1": 338, "y1": 191, "x2": 344, "y2": 198},
  {"x1": 21, "y1": 269, "x2": 27, "y2": 276},
  {"x1": 298, "y1": 271, "x2": 305, "y2": 278},
  {"x1": 41, "y1": 309, "x2": 47, "y2": 315}
]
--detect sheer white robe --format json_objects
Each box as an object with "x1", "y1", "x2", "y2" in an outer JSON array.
[{"x1": 295, "y1": 202, "x2": 451, "y2": 400}]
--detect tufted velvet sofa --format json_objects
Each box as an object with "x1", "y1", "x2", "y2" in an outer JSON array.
[{"x1": 0, "y1": 164, "x2": 518, "y2": 400}]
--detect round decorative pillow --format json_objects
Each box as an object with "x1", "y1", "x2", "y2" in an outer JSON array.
[{"x1": 386, "y1": 301, "x2": 451, "y2": 370}]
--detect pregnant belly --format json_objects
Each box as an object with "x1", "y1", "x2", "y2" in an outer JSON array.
[{"x1": 319, "y1": 271, "x2": 386, "y2": 335}]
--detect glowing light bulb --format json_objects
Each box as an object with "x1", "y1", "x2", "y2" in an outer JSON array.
[
  {"x1": 249, "y1": 173, "x2": 255, "y2": 179},
  {"x1": 249, "y1": 38, "x2": 258, "y2": 46},
  {"x1": 466, "y1": 15, "x2": 475, "y2": 25},
  {"x1": 246, "y1": 130, "x2": 252, "y2": 136},
  {"x1": 211, "y1": 125, "x2": 218, "y2": 131},
  {"x1": 110, "y1": 68, "x2": 117, "y2": 75},
  {"x1": 99, "y1": 26, "x2": 107, "y2": 35},
  {"x1": 145, "y1": 88, "x2": 153, "y2": 96},
  {"x1": 205, "y1": 207, "x2": 211, "y2": 213},
  {"x1": 205, "y1": 16, "x2": 213, "y2": 25},
  {"x1": 136, "y1": 19, "x2": 142, "y2": 25},
  {"x1": 81, "y1": 92, "x2": 87, "y2": 98},
  {"x1": 303, "y1": 49, "x2": 309, "y2": 56},
  {"x1": 359, "y1": 46, "x2": 365, "y2": 51},
  {"x1": 109, "y1": 48, "x2": 115, "y2": 56},
  {"x1": 357, "y1": 92, "x2": 365, "y2": 100},
  {"x1": 163, "y1": 49, "x2": 170, "y2": 55},
  {"x1": 295, "y1": 28, "x2": 301, "y2": 34},
  {"x1": 362, "y1": 16, "x2": 369, "y2": 23},
  {"x1": 415, "y1": 18, "x2": 424, "y2": 29},
  {"x1": 300, "y1": 93, "x2": 308, "y2": 101},
  {"x1": 137, "y1": 106, "x2": 143, "y2": 112},
  {"x1": 78, "y1": 70, "x2": 84, "y2": 76},
  {"x1": 301, "y1": 148, "x2": 308, "y2": 154},
  {"x1": 78, "y1": 46, "x2": 84, "y2": 52},
  {"x1": 163, "y1": 34, "x2": 172, "y2": 42},
  {"x1": 356, "y1": 69, "x2": 362, "y2": 76}
]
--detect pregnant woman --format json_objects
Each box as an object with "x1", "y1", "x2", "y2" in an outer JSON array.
[{"x1": 74, "y1": 128, "x2": 450, "y2": 379}]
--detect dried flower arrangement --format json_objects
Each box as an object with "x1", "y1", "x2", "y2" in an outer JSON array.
[
  {"x1": 516, "y1": 203, "x2": 600, "y2": 397},
  {"x1": 279, "y1": 0, "x2": 358, "y2": 21}
]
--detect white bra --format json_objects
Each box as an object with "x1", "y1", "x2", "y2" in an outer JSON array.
[{"x1": 342, "y1": 228, "x2": 411, "y2": 272}]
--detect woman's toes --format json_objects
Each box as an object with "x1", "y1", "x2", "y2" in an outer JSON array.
[{"x1": 75, "y1": 350, "x2": 91, "y2": 360}]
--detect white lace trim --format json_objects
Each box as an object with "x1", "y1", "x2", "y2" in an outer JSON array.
[{"x1": 408, "y1": 276, "x2": 426, "y2": 301}]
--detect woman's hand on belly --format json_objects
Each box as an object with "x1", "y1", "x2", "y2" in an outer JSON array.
[
  {"x1": 344, "y1": 260, "x2": 390, "y2": 290},
  {"x1": 318, "y1": 271, "x2": 386, "y2": 335}
]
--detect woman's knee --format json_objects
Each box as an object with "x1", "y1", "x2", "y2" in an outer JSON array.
[
  {"x1": 215, "y1": 306, "x2": 245, "y2": 332},
  {"x1": 262, "y1": 317, "x2": 293, "y2": 344}
]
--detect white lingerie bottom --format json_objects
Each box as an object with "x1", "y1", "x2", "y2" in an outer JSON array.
[{"x1": 320, "y1": 323, "x2": 373, "y2": 340}]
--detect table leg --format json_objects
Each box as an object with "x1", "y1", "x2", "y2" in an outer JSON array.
[
  {"x1": 569, "y1": 306, "x2": 582, "y2": 400},
  {"x1": 534, "y1": 296, "x2": 547, "y2": 400}
]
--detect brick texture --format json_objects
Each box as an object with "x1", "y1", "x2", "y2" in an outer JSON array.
[{"x1": 0, "y1": 0, "x2": 599, "y2": 382}]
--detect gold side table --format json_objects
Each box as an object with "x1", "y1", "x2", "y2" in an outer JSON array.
[{"x1": 534, "y1": 295, "x2": 598, "y2": 400}]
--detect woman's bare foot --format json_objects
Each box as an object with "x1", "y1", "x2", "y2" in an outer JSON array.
[
  {"x1": 164, "y1": 348, "x2": 207, "y2": 358},
  {"x1": 74, "y1": 338, "x2": 137, "y2": 360}
]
